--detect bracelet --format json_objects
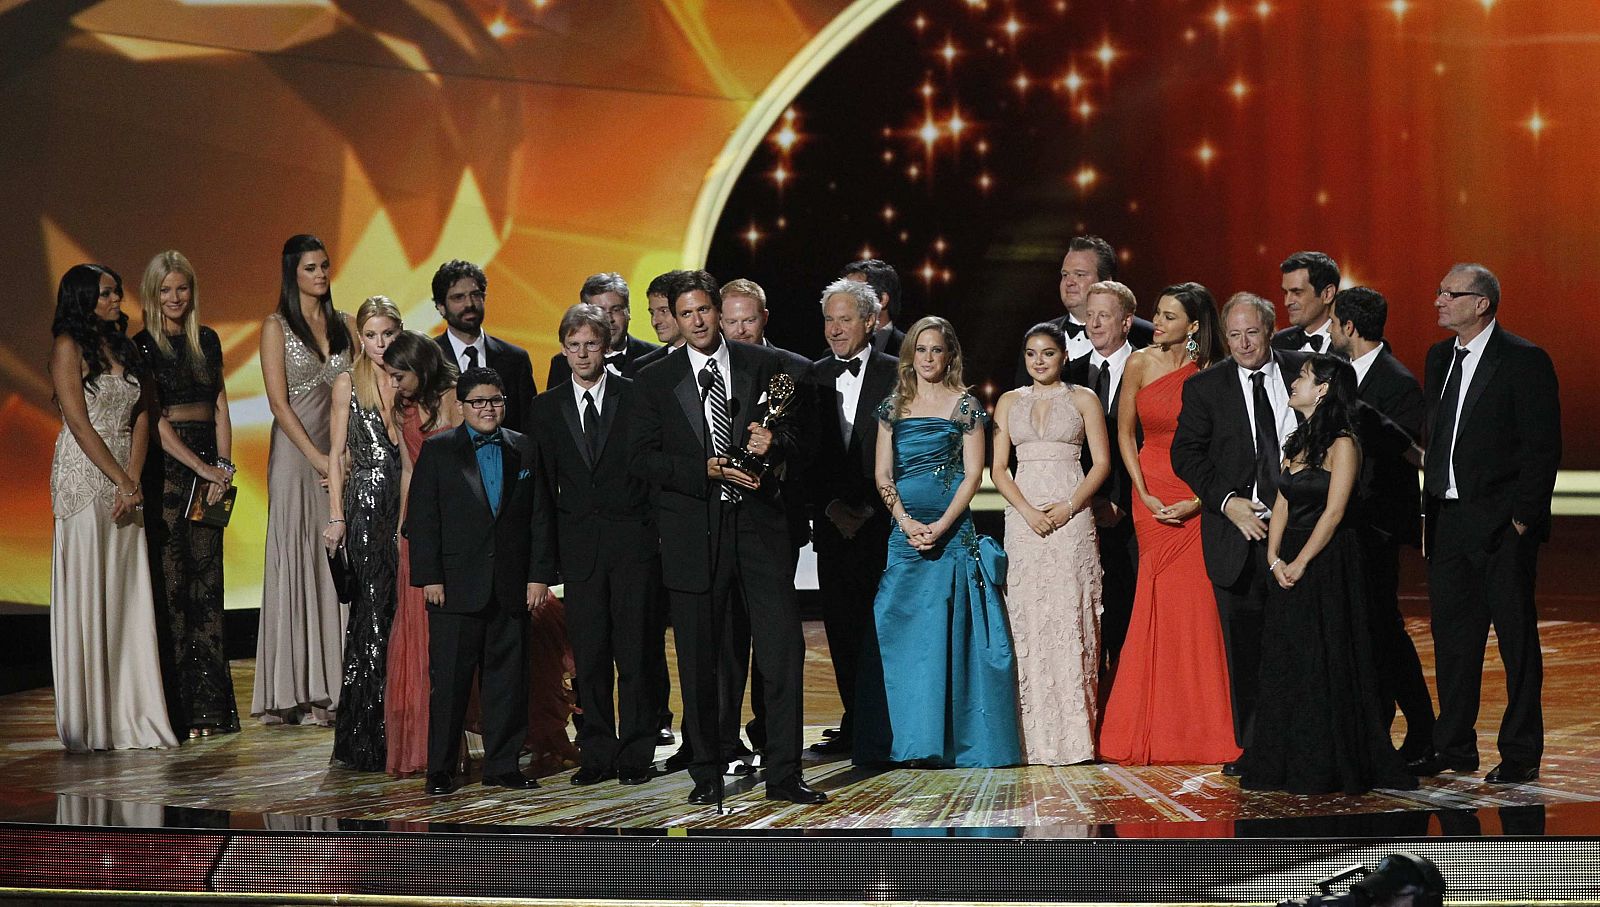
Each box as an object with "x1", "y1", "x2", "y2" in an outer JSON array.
[
  {"x1": 117, "y1": 488, "x2": 138, "y2": 497},
  {"x1": 215, "y1": 457, "x2": 236, "y2": 473},
  {"x1": 1268, "y1": 558, "x2": 1282, "y2": 572},
  {"x1": 327, "y1": 518, "x2": 345, "y2": 525}
]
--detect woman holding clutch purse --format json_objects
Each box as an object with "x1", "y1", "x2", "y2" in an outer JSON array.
[{"x1": 133, "y1": 250, "x2": 240, "y2": 739}]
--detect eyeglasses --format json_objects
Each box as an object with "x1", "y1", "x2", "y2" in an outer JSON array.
[
  {"x1": 462, "y1": 395, "x2": 507, "y2": 410},
  {"x1": 447, "y1": 290, "x2": 487, "y2": 304},
  {"x1": 1436, "y1": 289, "x2": 1483, "y2": 300},
  {"x1": 563, "y1": 340, "x2": 606, "y2": 353}
]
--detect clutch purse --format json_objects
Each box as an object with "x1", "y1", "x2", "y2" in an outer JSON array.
[
  {"x1": 186, "y1": 479, "x2": 237, "y2": 528},
  {"x1": 326, "y1": 545, "x2": 356, "y2": 604},
  {"x1": 976, "y1": 534, "x2": 1008, "y2": 588}
]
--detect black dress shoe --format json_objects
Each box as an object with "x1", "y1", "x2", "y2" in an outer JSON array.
[
  {"x1": 482, "y1": 771, "x2": 541, "y2": 790},
  {"x1": 1485, "y1": 762, "x2": 1539, "y2": 784},
  {"x1": 656, "y1": 728, "x2": 676, "y2": 746},
  {"x1": 617, "y1": 766, "x2": 653, "y2": 785},
  {"x1": 1408, "y1": 754, "x2": 1478, "y2": 776},
  {"x1": 687, "y1": 778, "x2": 723, "y2": 804},
  {"x1": 1221, "y1": 761, "x2": 1241, "y2": 777},
  {"x1": 808, "y1": 736, "x2": 852, "y2": 755},
  {"x1": 571, "y1": 765, "x2": 615, "y2": 786},
  {"x1": 766, "y1": 776, "x2": 828, "y2": 805},
  {"x1": 661, "y1": 747, "x2": 692, "y2": 774},
  {"x1": 821, "y1": 727, "x2": 841, "y2": 739},
  {"x1": 424, "y1": 772, "x2": 455, "y2": 795}
]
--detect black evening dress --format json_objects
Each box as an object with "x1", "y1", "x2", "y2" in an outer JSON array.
[
  {"x1": 1239, "y1": 463, "x2": 1418, "y2": 795},
  {"x1": 331, "y1": 391, "x2": 401, "y2": 771},
  {"x1": 134, "y1": 327, "x2": 240, "y2": 735}
]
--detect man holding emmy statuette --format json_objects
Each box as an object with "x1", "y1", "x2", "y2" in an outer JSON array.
[{"x1": 628, "y1": 270, "x2": 826, "y2": 807}]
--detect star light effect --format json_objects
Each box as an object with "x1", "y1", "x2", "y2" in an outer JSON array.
[
  {"x1": 1196, "y1": 140, "x2": 1217, "y2": 167},
  {"x1": 946, "y1": 108, "x2": 968, "y2": 139},
  {"x1": 1062, "y1": 68, "x2": 1085, "y2": 93},
  {"x1": 1073, "y1": 164, "x2": 1098, "y2": 191},
  {"x1": 1003, "y1": 16, "x2": 1022, "y2": 39},
  {"x1": 1388, "y1": 0, "x2": 1410, "y2": 21},
  {"x1": 1211, "y1": 4, "x2": 1232, "y2": 32},
  {"x1": 920, "y1": 261, "x2": 938, "y2": 283},
  {"x1": 771, "y1": 164, "x2": 790, "y2": 188},
  {"x1": 978, "y1": 172, "x2": 993, "y2": 192},
  {"x1": 940, "y1": 40, "x2": 959, "y2": 65},
  {"x1": 1525, "y1": 107, "x2": 1547, "y2": 141},
  {"x1": 1229, "y1": 78, "x2": 1250, "y2": 101},
  {"x1": 743, "y1": 223, "x2": 762, "y2": 250},
  {"x1": 1094, "y1": 38, "x2": 1118, "y2": 69},
  {"x1": 918, "y1": 117, "x2": 941, "y2": 148},
  {"x1": 487, "y1": 15, "x2": 513, "y2": 38},
  {"x1": 1014, "y1": 72, "x2": 1030, "y2": 93},
  {"x1": 1255, "y1": 1, "x2": 1272, "y2": 17}
]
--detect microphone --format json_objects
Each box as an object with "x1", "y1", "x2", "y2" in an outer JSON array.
[{"x1": 698, "y1": 366, "x2": 715, "y2": 404}]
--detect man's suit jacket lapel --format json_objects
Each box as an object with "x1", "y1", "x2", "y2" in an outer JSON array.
[
  {"x1": 454, "y1": 426, "x2": 492, "y2": 517},
  {"x1": 1219, "y1": 360, "x2": 1251, "y2": 439},
  {"x1": 848, "y1": 357, "x2": 892, "y2": 455},
  {"x1": 1457, "y1": 328, "x2": 1503, "y2": 434},
  {"x1": 497, "y1": 434, "x2": 521, "y2": 523},
  {"x1": 728, "y1": 342, "x2": 757, "y2": 448},
  {"x1": 557, "y1": 389, "x2": 593, "y2": 470},
  {"x1": 670, "y1": 353, "x2": 705, "y2": 451},
  {"x1": 595, "y1": 381, "x2": 622, "y2": 463}
]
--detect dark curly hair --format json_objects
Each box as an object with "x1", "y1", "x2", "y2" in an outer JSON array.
[
  {"x1": 51, "y1": 263, "x2": 143, "y2": 392},
  {"x1": 1282, "y1": 352, "x2": 1360, "y2": 470},
  {"x1": 277, "y1": 234, "x2": 350, "y2": 362}
]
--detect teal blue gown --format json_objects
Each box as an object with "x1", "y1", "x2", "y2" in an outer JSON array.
[{"x1": 852, "y1": 393, "x2": 1021, "y2": 768}]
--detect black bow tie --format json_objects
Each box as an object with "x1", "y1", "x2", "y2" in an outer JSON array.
[
  {"x1": 833, "y1": 356, "x2": 863, "y2": 377},
  {"x1": 1304, "y1": 334, "x2": 1325, "y2": 352},
  {"x1": 472, "y1": 431, "x2": 503, "y2": 449},
  {"x1": 1063, "y1": 320, "x2": 1086, "y2": 338},
  {"x1": 605, "y1": 350, "x2": 626, "y2": 363}
]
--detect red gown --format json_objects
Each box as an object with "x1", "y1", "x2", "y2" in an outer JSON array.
[{"x1": 1098, "y1": 362, "x2": 1242, "y2": 765}]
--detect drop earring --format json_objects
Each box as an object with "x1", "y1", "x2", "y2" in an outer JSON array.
[{"x1": 1185, "y1": 332, "x2": 1199, "y2": 361}]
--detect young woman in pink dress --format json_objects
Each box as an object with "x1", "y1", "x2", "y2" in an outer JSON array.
[{"x1": 1098, "y1": 283, "x2": 1240, "y2": 765}]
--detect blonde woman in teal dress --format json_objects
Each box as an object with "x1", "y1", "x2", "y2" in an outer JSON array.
[{"x1": 852, "y1": 317, "x2": 1020, "y2": 768}]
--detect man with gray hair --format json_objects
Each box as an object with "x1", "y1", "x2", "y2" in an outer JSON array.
[
  {"x1": 1417, "y1": 263, "x2": 1559, "y2": 785},
  {"x1": 1172, "y1": 291, "x2": 1306, "y2": 768},
  {"x1": 805, "y1": 277, "x2": 897, "y2": 754},
  {"x1": 547, "y1": 272, "x2": 660, "y2": 387}
]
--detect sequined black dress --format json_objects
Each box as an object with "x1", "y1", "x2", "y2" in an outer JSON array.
[
  {"x1": 133, "y1": 327, "x2": 240, "y2": 735},
  {"x1": 331, "y1": 391, "x2": 401, "y2": 771}
]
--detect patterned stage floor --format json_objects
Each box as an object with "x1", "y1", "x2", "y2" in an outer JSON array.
[{"x1": 2, "y1": 606, "x2": 1598, "y2": 836}]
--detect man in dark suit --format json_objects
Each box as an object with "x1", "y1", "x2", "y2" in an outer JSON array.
[
  {"x1": 1062, "y1": 280, "x2": 1140, "y2": 675},
  {"x1": 432, "y1": 259, "x2": 537, "y2": 434},
  {"x1": 408, "y1": 367, "x2": 552, "y2": 795},
  {"x1": 546, "y1": 272, "x2": 660, "y2": 386},
  {"x1": 530, "y1": 304, "x2": 661, "y2": 787},
  {"x1": 1328, "y1": 286, "x2": 1436, "y2": 762},
  {"x1": 634, "y1": 271, "x2": 687, "y2": 375},
  {"x1": 1171, "y1": 292, "x2": 1306, "y2": 762},
  {"x1": 1272, "y1": 251, "x2": 1339, "y2": 354},
  {"x1": 842, "y1": 258, "x2": 907, "y2": 357},
  {"x1": 1418, "y1": 263, "x2": 1560, "y2": 784},
  {"x1": 628, "y1": 270, "x2": 825, "y2": 805},
  {"x1": 1014, "y1": 235, "x2": 1153, "y2": 388},
  {"x1": 805, "y1": 278, "x2": 897, "y2": 755}
]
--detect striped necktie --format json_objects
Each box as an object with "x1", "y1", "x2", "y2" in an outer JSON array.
[{"x1": 702, "y1": 360, "x2": 740, "y2": 502}]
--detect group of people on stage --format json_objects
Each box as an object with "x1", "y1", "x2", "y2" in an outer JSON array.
[{"x1": 47, "y1": 230, "x2": 1560, "y2": 804}]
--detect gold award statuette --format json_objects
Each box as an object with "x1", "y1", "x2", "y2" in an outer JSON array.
[{"x1": 725, "y1": 372, "x2": 796, "y2": 478}]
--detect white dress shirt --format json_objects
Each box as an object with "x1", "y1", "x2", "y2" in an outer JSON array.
[
  {"x1": 1300, "y1": 319, "x2": 1334, "y2": 354},
  {"x1": 570, "y1": 370, "x2": 608, "y2": 428},
  {"x1": 684, "y1": 337, "x2": 734, "y2": 449},
  {"x1": 1350, "y1": 344, "x2": 1383, "y2": 387},
  {"x1": 1088, "y1": 341, "x2": 1133, "y2": 412},
  {"x1": 444, "y1": 331, "x2": 489, "y2": 375},
  {"x1": 1062, "y1": 314, "x2": 1094, "y2": 360},
  {"x1": 1235, "y1": 358, "x2": 1298, "y2": 504},
  {"x1": 832, "y1": 346, "x2": 872, "y2": 443},
  {"x1": 1439, "y1": 320, "x2": 1496, "y2": 500}
]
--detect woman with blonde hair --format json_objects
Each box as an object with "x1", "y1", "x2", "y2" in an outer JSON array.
[
  {"x1": 132, "y1": 250, "x2": 239, "y2": 738},
  {"x1": 851, "y1": 316, "x2": 1020, "y2": 768},
  {"x1": 323, "y1": 295, "x2": 404, "y2": 770}
]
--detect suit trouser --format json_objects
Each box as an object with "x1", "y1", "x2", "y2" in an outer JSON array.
[
  {"x1": 669, "y1": 501, "x2": 803, "y2": 786},
  {"x1": 814, "y1": 521, "x2": 888, "y2": 740},
  {"x1": 565, "y1": 555, "x2": 662, "y2": 773},
  {"x1": 428, "y1": 596, "x2": 528, "y2": 776},
  {"x1": 1428, "y1": 500, "x2": 1544, "y2": 767},
  {"x1": 1097, "y1": 517, "x2": 1138, "y2": 678},
  {"x1": 1212, "y1": 542, "x2": 1269, "y2": 749},
  {"x1": 1356, "y1": 527, "x2": 1435, "y2": 756}
]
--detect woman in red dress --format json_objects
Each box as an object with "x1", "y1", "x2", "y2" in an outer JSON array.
[{"x1": 1098, "y1": 283, "x2": 1241, "y2": 765}]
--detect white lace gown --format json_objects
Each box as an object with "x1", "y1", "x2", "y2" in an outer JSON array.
[
  {"x1": 1002, "y1": 384, "x2": 1103, "y2": 764},
  {"x1": 50, "y1": 372, "x2": 178, "y2": 752}
]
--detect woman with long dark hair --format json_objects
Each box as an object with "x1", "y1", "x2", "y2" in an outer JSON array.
[
  {"x1": 852, "y1": 316, "x2": 1020, "y2": 768},
  {"x1": 1240, "y1": 353, "x2": 1417, "y2": 794},
  {"x1": 252, "y1": 234, "x2": 353, "y2": 726},
  {"x1": 380, "y1": 330, "x2": 460, "y2": 776},
  {"x1": 324, "y1": 297, "x2": 404, "y2": 771},
  {"x1": 48, "y1": 263, "x2": 178, "y2": 752},
  {"x1": 1098, "y1": 282, "x2": 1241, "y2": 765},
  {"x1": 133, "y1": 250, "x2": 239, "y2": 739}
]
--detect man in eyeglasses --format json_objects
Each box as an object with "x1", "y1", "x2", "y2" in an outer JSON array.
[
  {"x1": 408, "y1": 367, "x2": 554, "y2": 795},
  {"x1": 1416, "y1": 263, "x2": 1560, "y2": 786},
  {"x1": 431, "y1": 259, "x2": 538, "y2": 434},
  {"x1": 546, "y1": 272, "x2": 661, "y2": 387}
]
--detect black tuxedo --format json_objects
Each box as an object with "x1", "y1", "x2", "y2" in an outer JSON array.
[
  {"x1": 1063, "y1": 349, "x2": 1138, "y2": 671},
  {"x1": 628, "y1": 339, "x2": 810, "y2": 789},
  {"x1": 871, "y1": 324, "x2": 906, "y2": 358},
  {"x1": 434, "y1": 332, "x2": 538, "y2": 435},
  {"x1": 408, "y1": 424, "x2": 552, "y2": 776},
  {"x1": 1271, "y1": 325, "x2": 1333, "y2": 354},
  {"x1": 1423, "y1": 325, "x2": 1560, "y2": 768},
  {"x1": 806, "y1": 349, "x2": 897, "y2": 740},
  {"x1": 1012, "y1": 313, "x2": 1154, "y2": 389},
  {"x1": 547, "y1": 335, "x2": 659, "y2": 388},
  {"x1": 1350, "y1": 348, "x2": 1434, "y2": 757},
  {"x1": 1171, "y1": 349, "x2": 1305, "y2": 744},
  {"x1": 529, "y1": 377, "x2": 661, "y2": 774}
]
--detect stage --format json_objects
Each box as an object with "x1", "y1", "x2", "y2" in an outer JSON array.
[{"x1": 3, "y1": 524, "x2": 1600, "y2": 903}]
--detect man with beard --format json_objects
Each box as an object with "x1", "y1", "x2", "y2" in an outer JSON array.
[{"x1": 432, "y1": 259, "x2": 537, "y2": 434}]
